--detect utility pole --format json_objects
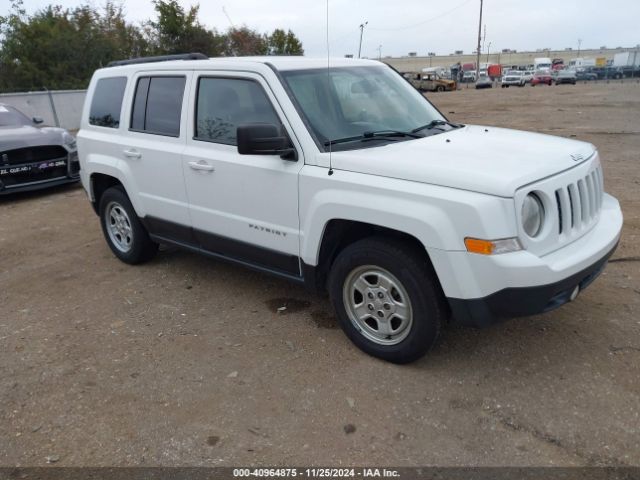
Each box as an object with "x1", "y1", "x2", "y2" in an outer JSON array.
[
  {"x1": 577, "y1": 38, "x2": 582, "y2": 58},
  {"x1": 377, "y1": 44, "x2": 382, "y2": 61},
  {"x1": 358, "y1": 21, "x2": 368, "y2": 59},
  {"x1": 475, "y1": 0, "x2": 483, "y2": 80},
  {"x1": 486, "y1": 41, "x2": 491, "y2": 64},
  {"x1": 483, "y1": 24, "x2": 487, "y2": 53}
]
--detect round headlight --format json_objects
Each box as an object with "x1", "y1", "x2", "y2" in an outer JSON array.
[{"x1": 522, "y1": 193, "x2": 544, "y2": 237}]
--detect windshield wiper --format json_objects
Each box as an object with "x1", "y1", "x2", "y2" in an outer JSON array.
[
  {"x1": 324, "y1": 130, "x2": 422, "y2": 147},
  {"x1": 411, "y1": 119, "x2": 462, "y2": 133}
]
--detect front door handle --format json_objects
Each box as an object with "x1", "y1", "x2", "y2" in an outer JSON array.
[
  {"x1": 123, "y1": 149, "x2": 142, "y2": 159},
  {"x1": 188, "y1": 160, "x2": 215, "y2": 172}
]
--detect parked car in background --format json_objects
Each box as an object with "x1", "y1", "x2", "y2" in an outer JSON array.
[
  {"x1": 0, "y1": 104, "x2": 79, "y2": 195},
  {"x1": 592, "y1": 66, "x2": 624, "y2": 79},
  {"x1": 420, "y1": 72, "x2": 457, "y2": 92},
  {"x1": 462, "y1": 70, "x2": 476, "y2": 83},
  {"x1": 403, "y1": 72, "x2": 456, "y2": 92},
  {"x1": 555, "y1": 69, "x2": 577, "y2": 85},
  {"x1": 501, "y1": 70, "x2": 525, "y2": 88},
  {"x1": 604, "y1": 66, "x2": 624, "y2": 79},
  {"x1": 576, "y1": 69, "x2": 598, "y2": 81},
  {"x1": 521, "y1": 70, "x2": 534, "y2": 83},
  {"x1": 531, "y1": 71, "x2": 553, "y2": 86},
  {"x1": 475, "y1": 73, "x2": 493, "y2": 89}
]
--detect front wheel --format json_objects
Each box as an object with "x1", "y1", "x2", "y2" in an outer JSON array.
[
  {"x1": 99, "y1": 186, "x2": 158, "y2": 264},
  {"x1": 328, "y1": 237, "x2": 445, "y2": 363}
]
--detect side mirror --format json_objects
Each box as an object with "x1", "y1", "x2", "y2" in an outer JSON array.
[
  {"x1": 32, "y1": 116, "x2": 44, "y2": 125},
  {"x1": 237, "y1": 123, "x2": 297, "y2": 161}
]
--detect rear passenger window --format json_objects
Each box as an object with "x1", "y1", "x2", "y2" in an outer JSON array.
[
  {"x1": 130, "y1": 76, "x2": 185, "y2": 137},
  {"x1": 195, "y1": 77, "x2": 281, "y2": 145},
  {"x1": 89, "y1": 77, "x2": 127, "y2": 128}
]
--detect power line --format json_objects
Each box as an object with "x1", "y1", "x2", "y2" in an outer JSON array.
[
  {"x1": 367, "y1": 0, "x2": 475, "y2": 32},
  {"x1": 222, "y1": 6, "x2": 235, "y2": 28}
]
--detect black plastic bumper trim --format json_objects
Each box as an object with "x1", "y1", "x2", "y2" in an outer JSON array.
[{"x1": 447, "y1": 241, "x2": 619, "y2": 327}]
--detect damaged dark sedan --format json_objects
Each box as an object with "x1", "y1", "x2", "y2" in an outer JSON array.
[{"x1": 0, "y1": 103, "x2": 80, "y2": 195}]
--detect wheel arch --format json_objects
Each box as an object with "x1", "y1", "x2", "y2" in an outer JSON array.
[
  {"x1": 305, "y1": 218, "x2": 444, "y2": 297},
  {"x1": 90, "y1": 173, "x2": 123, "y2": 214},
  {"x1": 88, "y1": 167, "x2": 143, "y2": 217}
]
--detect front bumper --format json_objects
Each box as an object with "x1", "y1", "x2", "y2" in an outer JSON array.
[
  {"x1": 0, "y1": 149, "x2": 80, "y2": 195},
  {"x1": 436, "y1": 193, "x2": 623, "y2": 327},
  {"x1": 448, "y1": 241, "x2": 618, "y2": 327}
]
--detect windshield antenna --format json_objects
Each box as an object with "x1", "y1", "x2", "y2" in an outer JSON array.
[{"x1": 326, "y1": 0, "x2": 333, "y2": 176}]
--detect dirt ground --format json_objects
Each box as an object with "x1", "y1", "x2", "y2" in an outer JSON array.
[{"x1": 1, "y1": 81, "x2": 639, "y2": 467}]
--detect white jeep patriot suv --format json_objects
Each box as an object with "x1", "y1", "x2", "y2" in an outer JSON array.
[{"x1": 78, "y1": 53, "x2": 623, "y2": 363}]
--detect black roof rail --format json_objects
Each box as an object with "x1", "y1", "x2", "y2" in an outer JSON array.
[{"x1": 107, "y1": 53, "x2": 208, "y2": 67}]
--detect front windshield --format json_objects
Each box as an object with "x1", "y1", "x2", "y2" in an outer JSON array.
[
  {"x1": 0, "y1": 105, "x2": 32, "y2": 127},
  {"x1": 280, "y1": 66, "x2": 445, "y2": 151}
]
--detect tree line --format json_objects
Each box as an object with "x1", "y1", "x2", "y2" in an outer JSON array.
[{"x1": 0, "y1": 0, "x2": 304, "y2": 93}]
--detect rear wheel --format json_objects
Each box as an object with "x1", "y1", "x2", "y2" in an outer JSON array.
[
  {"x1": 436, "y1": 85, "x2": 445, "y2": 92},
  {"x1": 328, "y1": 237, "x2": 445, "y2": 363},
  {"x1": 99, "y1": 186, "x2": 158, "y2": 264}
]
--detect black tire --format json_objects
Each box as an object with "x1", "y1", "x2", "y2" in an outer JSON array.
[
  {"x1": 328, "y1": 237, "x2": 445, "y2": 364},
  {"x1": 436, "y1": 85, "x2": 445, "y2": 92},
  {"x1": 99, "y1": 186, "x2": 158, "y2": 264}
]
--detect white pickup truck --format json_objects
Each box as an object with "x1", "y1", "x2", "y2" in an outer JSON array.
[{"x1": 77, "y1": 54, "x2": 623, "y2": 363}]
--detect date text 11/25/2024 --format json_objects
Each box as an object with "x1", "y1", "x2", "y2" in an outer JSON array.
[{"x1": 232, "y1": 468, "x2": 400, "y2": 478}]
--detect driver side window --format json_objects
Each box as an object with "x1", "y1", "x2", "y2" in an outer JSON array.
[{"x1": 194, "y1": 77, "x2": 281, "y2": 146}]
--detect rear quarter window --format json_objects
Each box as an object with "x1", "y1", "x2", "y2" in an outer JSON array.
[{"x1": 89, "y1": 77, "x2": 127, "y2": 128}]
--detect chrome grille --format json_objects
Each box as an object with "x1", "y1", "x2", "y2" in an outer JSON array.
[{"x1": 554, "y1": 164, "x2": 603, "y2": 236}]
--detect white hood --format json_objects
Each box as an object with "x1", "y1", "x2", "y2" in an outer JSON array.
[{"x1": 330, "y1": 125, "x2": 596, "y2": 197}]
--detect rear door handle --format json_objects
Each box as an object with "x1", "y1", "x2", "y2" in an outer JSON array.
[
  {"x1": 123, "y1": 149, "x2": 141, "y2": 159},
  {"x1": 188, "y1": 160, "x2": 215, "y2": 172}
]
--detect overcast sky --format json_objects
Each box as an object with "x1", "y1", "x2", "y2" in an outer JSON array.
[{"x1": 19, "y1": 0, "x2": 640, "y2": 58}]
